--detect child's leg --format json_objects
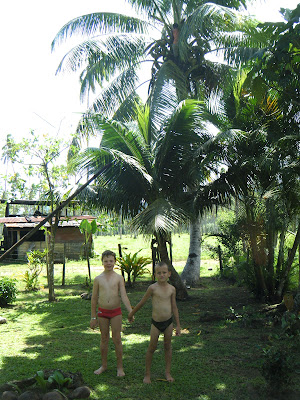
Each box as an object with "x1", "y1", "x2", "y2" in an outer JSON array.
[
  {"x1": 163, "y1": 323, "x2": 174, "y2": 382},
  {"x1": 95, "y1": 317, "x2": 110, "y2": 374},
  {"x1": 110, "y1": 314, "x2": 125, "y2": 377},
  {"x1": 144, "y1": 325, "x2": 160, "y2": 384}
]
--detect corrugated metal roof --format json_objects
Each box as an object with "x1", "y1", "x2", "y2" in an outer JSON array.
[{"x1": 0, "y1": 215, "x2": 97, "y2": 228}]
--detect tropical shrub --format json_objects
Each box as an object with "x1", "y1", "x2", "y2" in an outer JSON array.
[
  {"x1": 23, "y1": 249, "x2": 47, "y2": 291},
  {"x1": 261, "y1": 343, "x2": 293, "y2": 393},
  {"x1": 117, "y1": 251, "x2": 151, "y2": 286},
  {"x1": 0, "y1": 277, "x2": 18, "y2": 307}
]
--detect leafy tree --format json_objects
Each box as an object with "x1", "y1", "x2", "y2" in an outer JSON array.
[{"x1": 1, "y1": 132, "x2": 73, "y2": 301}]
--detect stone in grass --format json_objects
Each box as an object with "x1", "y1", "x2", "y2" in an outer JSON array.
[
  {"x1": 68, "y1": 386, "x2": 91, "y2": 399},
  {"x1": 1, "y1": 391, "x2": 19, "y2": 400},
  {"x1": 18, "y1": 391, "x2": 42, "y2": 400},
  {"x1": 0, "y1": 317, "x2": 7, "y2": 324},
  {"x1": 42, "y1": 392, "x2": 65, "y2": 400}
]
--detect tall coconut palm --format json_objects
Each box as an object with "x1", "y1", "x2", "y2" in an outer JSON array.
[
  {"x1": 71, "y1": 98, "x2": 217, "y2": 299},
  {"x1": 51, "y1": 1, "x2": 256, "y2": 119},
  {"x1": 52, "y1": 0, "x2": 263, "y2": 285}
]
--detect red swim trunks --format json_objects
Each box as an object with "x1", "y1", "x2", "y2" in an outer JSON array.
[{"x1": 98, "y1": 307, "x2": 122, "y2": 319}]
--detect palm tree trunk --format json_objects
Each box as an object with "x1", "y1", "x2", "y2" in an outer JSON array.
[
  {"x1": 248, "y1": 224, "x2": 268, "y2": 297},
  {"x1": 276, "y1": 229, "x2": 286, "y2": 276},
  {"x1": 155, "y1": 232, "x2": 188, "y2": 300},
  {"x1": 276, "y1": 221, "x2": 300, "y2": 300},
  {"x1": 266, "y1": 227, "x2": 276, "y2": 297},
  {"x1": 181, "y1": 216, "x2": 201, "y2": 286}
]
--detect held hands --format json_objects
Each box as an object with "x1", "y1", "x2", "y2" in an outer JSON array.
[{"x1": 128, "y1": 310, "x2": 135, "y2": 323}]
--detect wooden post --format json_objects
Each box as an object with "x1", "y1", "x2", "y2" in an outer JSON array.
[
  {"x1": 151, "y1": 238, "x2": 158, "y2": 282},
  {"x1": 169, "y1": 237, "x2": 173, "y2": 265},
  {"x1": 62, "y1": 243, "x2": 66, "y2": 286},
  {"x1": 118, "y1": 243, "x2": 125, "y2": 279},
  {"x1": 218, "y1": 245, "x2": 223, "y2": 274}
]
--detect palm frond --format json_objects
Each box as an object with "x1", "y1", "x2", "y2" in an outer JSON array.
[
  {"x1": 132, "y1": 197, "x2": 188, "y2": 235},
  {"x1": 84, "y1": 67, "x2": 140, "y2": 116},
  {"x1": 51, "y1": 12, "x2": 149, "y2": 50}
]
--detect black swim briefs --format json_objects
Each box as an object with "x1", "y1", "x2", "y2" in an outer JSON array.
[{"x1": 151, "y1": 317, "x2": 173, "y2": 332}]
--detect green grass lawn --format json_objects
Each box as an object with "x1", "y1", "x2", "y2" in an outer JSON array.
[{"x1": 1, "y1": 235, "x2": 299, "y2": 399}]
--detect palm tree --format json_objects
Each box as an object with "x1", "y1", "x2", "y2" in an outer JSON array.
[
  {"x1": 193, "y1": 64, "x2": 300, "y2": 300},
  {"x1": 51, "y1": 1, "x2": 255, "y2": 118},
  {"x1": 52, "y1": 0, "x2": 263, "y2": 285},
  {"x1": 71, "y1": 98, "x2": 217, "y2": 299}
]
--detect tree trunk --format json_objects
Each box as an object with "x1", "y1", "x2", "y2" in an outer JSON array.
[
  {"x1": 265, "y1": 200, "x2": 278, "y2": 297},
  {"x1": 47, "y1": 233, "x2": 56, "y2": 302},
  {"x1": 47, "y1": 212, "x2": 60, "y2": 302},
  {"x1": 181, "y1": 217, "x2": 201, "y2": 286},
  {"x1": 265, "y1": 227, "x2": 276, "y2": 297},
  {"x1": 276, "y1": 229, "x2": 286, "y2": 276},
  {"x1": 155, "y1": 232, "x2": 188, "y2": 300},
  {"x1": 248, "y1": 223, "x2": 268, "y2": 297},
  {"x1": 276, "y1": 221, "x2": 300, "y2": 300}
]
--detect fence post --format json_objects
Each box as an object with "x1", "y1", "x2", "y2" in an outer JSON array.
[
  {"x1": 118, "y1": 243, "x2": 125, "y2": 279},
  {"x1": 218, "y1": 245, "x2": 223, "y2": 274}
]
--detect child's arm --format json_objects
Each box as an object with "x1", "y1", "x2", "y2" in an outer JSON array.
[
  {"x1": 128, "y1": 286, "x2": 153, "y2": 320},
  {"x1": 90, "y1": 277, "x2": 99, "y2": 329},
  {"x1": 171, "y1": 289, "x2": 181, "y2": 336},
  {"x1": 119, "y1": 276, "x2": 134, "y2": 318}
]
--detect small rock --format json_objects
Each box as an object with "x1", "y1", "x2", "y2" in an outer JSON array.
[
  {"x1": 1, "y1": 391, "x2": 19, "y2": 400},
  {"x1": 18, "y1": 391, "x2": 41, "y2": 400},
  {"x1": 42, "y1": 392, "x2": 65, "y2": 400},
  {"x1": 80, "y1": 293, "x2": 91, "y2": 300},
  {"x1": 0, "y1": 317, "x2": 7, "y2": 324},
  {"x1": 68, "y1": 386, "x2": 91, "y2": 399}
]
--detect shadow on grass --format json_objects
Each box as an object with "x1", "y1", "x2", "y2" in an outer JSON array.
[{"x1": 1, "y1": 278, "x2": 298, "y2": 399}]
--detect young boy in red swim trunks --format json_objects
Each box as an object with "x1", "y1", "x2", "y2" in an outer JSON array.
[
  {"x1": 128, "y1": 261, "x2": 181, "y2": 383},
  {"x1": 90, "y1": 250, "x2": 133, "y2": 377}
]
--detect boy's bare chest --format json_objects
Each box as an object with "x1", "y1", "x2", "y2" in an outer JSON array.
[
  {"x1": 152, "y1": 285, "x2": 172, "y2": 301},
  {"x1": 99, "y1": 275, "x2": 119, "y2": 291}
]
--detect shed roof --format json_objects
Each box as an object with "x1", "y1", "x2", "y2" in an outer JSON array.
[{"x1": 0, "y1": 215, "x2": 97, "y2": 229}]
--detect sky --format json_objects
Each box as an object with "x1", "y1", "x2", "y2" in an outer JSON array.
[{"x1": 0, "y1": 0, "x2": 299, "y2": 149}]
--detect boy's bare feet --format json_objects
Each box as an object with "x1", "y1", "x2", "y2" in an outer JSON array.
[
  {"x1": 143, "y1": 375, "x2": 151, "y2": 384},
  {"x1": 94, "y1": 366, "x2": 107, "y2": 375},
  {"x1": 165, "y1": 372, "x2": 174, "y2": 382},
  {"x1": 117, "y1": 368, "x2": 125, "y2": 377}
]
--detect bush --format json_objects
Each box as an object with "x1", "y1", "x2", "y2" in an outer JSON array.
[
  {"x1": 23, "y1": 249, "x2": 46, "y2": 291},
  {"x1": 261, "y1": 343, "x2": 293, "y2": 393},
  {"x1": 117, "y1": 250, "x2": 151, "y2": 286},
  {"x1": 0, "y1": 277, "x2": 18, "y2": 307}
]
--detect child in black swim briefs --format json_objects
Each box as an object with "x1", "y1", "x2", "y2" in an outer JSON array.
[{"x1": 128, "y1": 261, "x2": 181, "y2": 383}]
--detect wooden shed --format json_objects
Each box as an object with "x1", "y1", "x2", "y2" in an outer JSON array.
[{"x1": 0, "y1": 200, "x2": 97, "y2": 261}]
